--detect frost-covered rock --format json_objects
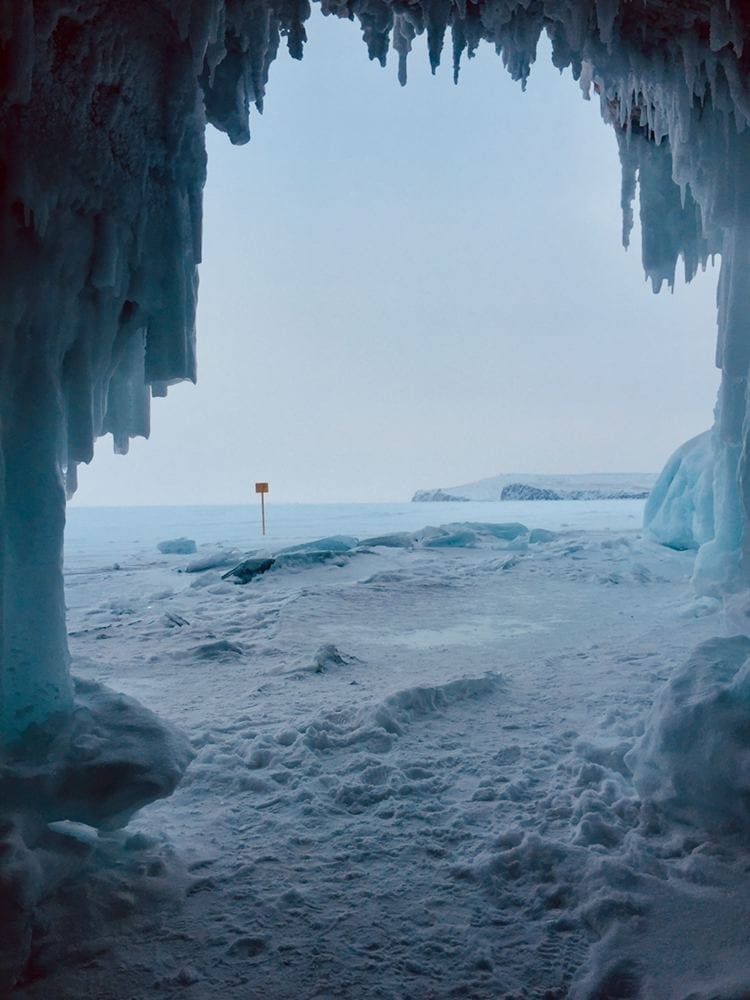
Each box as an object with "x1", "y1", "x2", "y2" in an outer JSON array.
[
  {"x1": 644, "y1": 431, "x2": 714, "y2": 551},
  {"x1": 501, "y1": 483, "x2": 562, "y2": 500},
  {"x1": 222, "y1": 556, "x2": 275, "y2": 583},
  {"x1": 627, "y1": 637, "x2": 750, "y2": 835}
]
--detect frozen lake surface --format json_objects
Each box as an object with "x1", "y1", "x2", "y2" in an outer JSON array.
[
  {"x1": 65, "y1": 499, "x2": 646, "y2": 569},
  {"x1": 18, "y1": 500, "x2": 749, "y2": 998}
]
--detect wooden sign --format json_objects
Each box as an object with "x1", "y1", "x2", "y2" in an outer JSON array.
[{"x1": 255, "y1": 482, "x2": 269, "y2": 534}]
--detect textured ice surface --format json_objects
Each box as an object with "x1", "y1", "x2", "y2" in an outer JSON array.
[
  {"x1": 11, "y1": 502, "x2": 740, "y2": 999},
  {"x1": 628, "y1": 636, "x2": 750, "y2": 834},
  {"x1": 644, "y1": 430, "x2": 714, "y2": 552}
]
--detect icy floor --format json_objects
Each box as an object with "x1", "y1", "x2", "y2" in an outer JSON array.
[{"x1": 16, "y1": 502, "x2": 750, "y2": 998}]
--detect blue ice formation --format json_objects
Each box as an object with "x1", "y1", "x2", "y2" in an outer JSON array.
[{"x1": 644, "y1": 432, "x2": 714, "y2": 553}]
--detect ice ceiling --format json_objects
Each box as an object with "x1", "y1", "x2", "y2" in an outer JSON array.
[{"x1": 0, "y1": 1, "x2": 749, "y2": 741}]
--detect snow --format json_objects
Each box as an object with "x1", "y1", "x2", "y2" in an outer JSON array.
[
  {"x1": 0, "y1": 677, "x2": 193, "y2": 992},
  {"x1": 4, "y1": 500, "x2": 748, "y2": 997},
  {"x1": 628, "y1": 634, "x2": 750, "y2": 835},
  {"x1": 2, "y1": 678, "x2": 193, "y2": 831}
]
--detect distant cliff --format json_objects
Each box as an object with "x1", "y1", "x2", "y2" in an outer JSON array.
[
  {"x1": 412, "y1": 489, "x2": 470, "y2": 502},
  {"x1": 412, "y1": 473, "x2": 656, "y2": 502}
]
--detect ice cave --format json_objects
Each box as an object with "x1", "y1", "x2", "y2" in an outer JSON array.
[{"x1": 3, "y1": 1, "x2": 750, "y2": 996}]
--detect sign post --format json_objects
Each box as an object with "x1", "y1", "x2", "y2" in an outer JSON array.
[{"x1": 255, "y1": 482, "x2": 269, "y2": 535}]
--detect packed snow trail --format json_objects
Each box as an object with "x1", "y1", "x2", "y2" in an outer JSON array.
[{"x1": 10, "y1": 513, "x2": 742, "y2": 998}]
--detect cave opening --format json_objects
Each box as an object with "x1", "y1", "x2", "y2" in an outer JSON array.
[{"x1": 2, "y1": 2, "x2": 750, "y2": 996}]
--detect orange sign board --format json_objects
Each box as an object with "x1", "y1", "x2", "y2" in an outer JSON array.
[{"x1": 255, "y1": 482, "x2": 269, "y2": 494}]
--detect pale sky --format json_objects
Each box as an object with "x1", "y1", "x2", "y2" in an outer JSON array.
[{"x1": 72, "y1": 13, "x2": 719, "y2": 506}]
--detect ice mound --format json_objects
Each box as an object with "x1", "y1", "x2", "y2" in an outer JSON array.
[
  {"x1": 644, "y1": 431, "x2": 714, "y2": 551},
  {"x1": 0, "y1": 678, "x2": 193, "y2": 990},
  {"x1": 275, "y1": 549, "x2": 350, "y2": 570},
  {"x1": 157, "y1": 537, "x2": 197, "y2": 555},
  {"x1": 415, "y1": 523, "x2": 528, "y2": 549},
  {"x1": 381, "y1": 675, "x2": 502, "y2": 720},
  {"x1": 277, "y1": 535, "x2": 359, "y2": 555},
  {"x1": 359, "y1": 532, "x2": 415, "y2": 549},
  {"x1": 303, "y1": 674, "x2": 503, "y2": 752},
  {"x1": 417, "y1": 524, "x2": 480, "y2": 547},
  {"x1": 310, "y1": 644, "x2": 358, "y2": 674},
  {"x1": 188, "y1": 638, "x2": 245, "y2": 660},
  {"x1": 220, "y1": 525, "x2": 532, "y2": 587},
  {"x1": 0, "y1": 819, "x2": 187, "y2": 995},
  {"x1": 222, "y1": 556, "x2": 275, "y2": 583},
  {"x1": 627, "y1": 637, "x2": 750, "y2": 835},
  {"x1": 529, "y1": 528, "x2": 558, "y2": 544},
  {"x1": 185, "y1": 547, "x2": 241, "y2": 572},
  {"x1": 1, "y1": 678, "x2": 194, "y2": 831}
]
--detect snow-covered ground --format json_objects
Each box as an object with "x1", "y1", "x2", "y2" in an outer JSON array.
[{"x1": 14, "y1": 501, "x2": 749, "y2": 998}]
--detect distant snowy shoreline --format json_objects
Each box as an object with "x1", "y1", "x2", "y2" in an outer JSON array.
[{"x1": 413, "y1": 472, "x2": 656, "y2": 503}]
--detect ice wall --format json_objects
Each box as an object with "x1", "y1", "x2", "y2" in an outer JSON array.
[
  {"x1": 1, "y1": 1, "x2": 749, "y2": 740},
  {"x1": 644, "y1": 431, "x2": 714, "y2": 552}
]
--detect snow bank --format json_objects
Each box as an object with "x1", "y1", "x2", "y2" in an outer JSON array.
[
  {"x1": 302, "y1": 673, "x2": 503, "y2": 753},
  {"x1": 0, "y1": 678, "x2": 193, "y2": 991},
  {"x1": 627, "y1": 637, "x2": 750, "y2": 835},
  {"x1": 1, "y1": 677, "x2": 194, "y2": 830}
]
